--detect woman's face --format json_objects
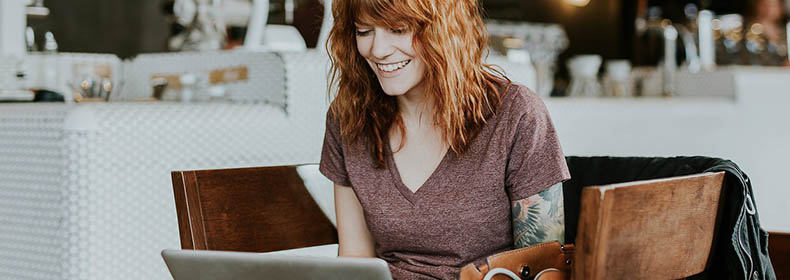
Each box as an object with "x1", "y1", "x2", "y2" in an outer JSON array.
[{"x1": 354, "y1": 23, "x2": 426, "y2": 98}]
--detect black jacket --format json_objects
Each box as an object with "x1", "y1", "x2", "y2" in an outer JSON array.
[{"x1": 562, "y1": 156, "x2": 775, "y2": 280}]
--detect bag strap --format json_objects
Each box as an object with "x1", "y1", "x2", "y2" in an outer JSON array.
[
  {"x1": 459, "y1": 241, "x2": 574, "y2": 280},
  {"x1": 482, "y1": 268, "x2": 520, "y2": 280}
]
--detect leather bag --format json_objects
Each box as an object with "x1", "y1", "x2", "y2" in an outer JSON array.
[{"x1": 459, "y1": 241, "x2": 574, "y2": 280}]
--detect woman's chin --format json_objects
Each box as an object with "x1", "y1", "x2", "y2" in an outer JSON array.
[
  {"x1": 382, "y1": 91, "x2": 406, "y2": 97},
  {"x1": 380, "y1": 86, "x2": 408, "y2": 97}
]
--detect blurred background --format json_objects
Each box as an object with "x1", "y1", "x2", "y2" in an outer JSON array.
[
  {"x1": 1, "y1": 1, "x2": 790, "y2": 280},
  {"x1": 21, "y1": 0, "x2": 790, "y2": 95}
]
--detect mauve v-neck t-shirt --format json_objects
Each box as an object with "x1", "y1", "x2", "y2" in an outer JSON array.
[{"x1": 319, "y1": 83, "x2": 570, "y2": 279}]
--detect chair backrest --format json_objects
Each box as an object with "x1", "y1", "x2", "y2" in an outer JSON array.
[
  {"x1": 768, "y1": 231, "x2": 790, "y2": 280},
  {"x1": 573, "y1": 172, "x2": 726, "y2": 280},
  {"x1": 170, "y1": 164, "x2": 338, "y2": 253}
]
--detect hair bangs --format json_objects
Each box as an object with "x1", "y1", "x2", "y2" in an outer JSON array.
[{"x1": 350, "y1": 0, "x2": 423, "y2": 29}]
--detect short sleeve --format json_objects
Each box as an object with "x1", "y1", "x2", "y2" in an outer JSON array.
[
  {"x1": 319, "y1": 109, "x2": 352, "y2": 187},
  {"x1": 505, "y1": 89, "x2": 570, "y2": 201}
]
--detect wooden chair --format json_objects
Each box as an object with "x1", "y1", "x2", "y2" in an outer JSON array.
[
  {"x1": 768, "y1": 231, "x2": 790, "y2": 280},
  {"x1": 573, "y1": 172, "x2": 726, "y2": 279},
  {"x1": 170, "y1": 164, "x2": 338, "y2": 253},
  {"x1": 169, "y1": 163, "x2": 733, "y2": 278}
]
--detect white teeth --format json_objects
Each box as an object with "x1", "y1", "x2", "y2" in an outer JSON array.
[{"x1": 377, "y1": 60, "x2": 410, "y2": 72}]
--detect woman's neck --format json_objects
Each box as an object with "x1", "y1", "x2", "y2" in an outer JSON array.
[
  {"x1": 397, "y1": 83, "x2": 434, "y2": 126},
  {"x1": 391, "y1": 84, "x2": 447, "y2": 151}
]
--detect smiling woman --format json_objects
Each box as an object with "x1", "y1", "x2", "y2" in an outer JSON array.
[
  {"x1": 326, "y1": 0, "x2": 504, "y2": 166},
  {"x1": 320, "y1": 0, "x2": 570, "y2": 279},
  {"x1": 353, "y1": 23, "x2": 425, "y2": 97}
]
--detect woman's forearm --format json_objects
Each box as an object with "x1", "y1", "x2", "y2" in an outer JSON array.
[{"x1": 334, "y1": 184, "x2": 376, "y2": 257}]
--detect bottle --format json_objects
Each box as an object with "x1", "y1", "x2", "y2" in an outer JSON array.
[
  {"x1": 603, "y1": 60, "x2": 632, "y2": 97},
  {"x1": 26, "y1": 26, "x2": 37, "y2": 52},
  {"x1": 566, "y1": 55, "x2": 602, "y2": 97},
  {"x1": 698, "y1": 10, "x2": 716, "y2": 71}
]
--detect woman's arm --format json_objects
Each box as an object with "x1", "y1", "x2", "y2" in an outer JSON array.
[
  {"x1": 334, "y1": 183, "x2": 376, "y2": 257},
  {"x1": 511, "y1": 183, "x2": 565, "y2": 247}
]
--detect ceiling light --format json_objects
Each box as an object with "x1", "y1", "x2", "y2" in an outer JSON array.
[{"x1": 565, "y1": 0, "x2": 590, "y2": 7}]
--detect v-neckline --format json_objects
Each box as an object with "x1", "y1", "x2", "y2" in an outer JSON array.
[{"x1": 385, "y1": 142, "x2": 452, "y2": 204}]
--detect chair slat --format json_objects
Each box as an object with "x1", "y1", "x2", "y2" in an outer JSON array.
[
  {"x1": 171, "y1": 164, "x2": 338, "y2": 253},
  {"x1": 573, "y1": 172, "x2": 725, "y2": 280}
]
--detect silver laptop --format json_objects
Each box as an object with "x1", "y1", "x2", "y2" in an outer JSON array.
[{"x1": 161, "y1": 249, "x2": 393, "y2": 280}]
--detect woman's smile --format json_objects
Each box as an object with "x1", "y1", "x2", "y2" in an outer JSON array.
[{"x1": 375, "y1": 59, "x2": 412, "y2": 78}]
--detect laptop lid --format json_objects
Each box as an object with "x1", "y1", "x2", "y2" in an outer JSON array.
[{"x1": 161, "y1": 249, "x2": 393, "y2": 280}]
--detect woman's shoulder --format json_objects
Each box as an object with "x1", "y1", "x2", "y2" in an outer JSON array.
[
  {"x1": 324, "y1": 105, "x2": 337, "y2": 123},
  {"x1": 498, "y1": 82, "x2": 547, "y2": 117},
  {"x1": 323, "y1": 106, "x2": 344, "y2": 138}
]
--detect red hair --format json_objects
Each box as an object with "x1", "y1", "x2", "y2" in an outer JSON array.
[{"x1": 326, "y1": 0, "x2": 510, "y2": 168}]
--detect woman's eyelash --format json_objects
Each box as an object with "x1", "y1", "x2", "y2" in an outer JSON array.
[
  {"x1": 391, "y1": 28, "x2": 407, "y2": 33},
  {"x1": 354, "y1": 27, "x2": 407, "y2": 36}
]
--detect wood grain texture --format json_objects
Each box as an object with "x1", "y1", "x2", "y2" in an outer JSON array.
[
  {"x1": 183, "y1": 171, "x2": 208, "y2": 250},
  {"x1": 170, "y1": 165, "x2": 338, "y2": 253},
  {"x1": 769, "y1": 231, "x2": 790, "y2": 280},
  {"x1": 171, "y1": 171, "x2": 193, "y2": 249},
  {"x1": 573, "y1": 172, "x2": 725, "y2": 280}
]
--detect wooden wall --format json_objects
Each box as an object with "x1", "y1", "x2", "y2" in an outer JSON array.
[
  {"x1": 27, "y1": 0, "x2": 169, "y2": 58},
  {"x1": 25, "y1": 0, "x2": 632, "y2": 61},
  {"x1": 483, "y1": 0, "x2": 627, "y2": 62},
  {"x1": 23, "y1": 0, "x2": 779, "y2": 62}
]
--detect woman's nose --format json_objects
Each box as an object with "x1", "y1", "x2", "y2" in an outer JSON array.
[{"x1": 370, "y1": 29, "x2": 395, "y2": 59}]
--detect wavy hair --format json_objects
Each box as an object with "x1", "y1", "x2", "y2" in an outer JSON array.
[{"x1": 326, "y1": 0, "x2": 510, "y2": 168}]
